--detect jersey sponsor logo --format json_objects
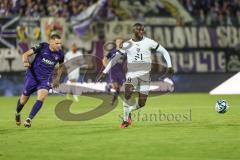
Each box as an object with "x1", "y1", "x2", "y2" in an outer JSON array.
[
  {"x1": 42, "y1": 58, "x2": 54, "y2": 65},
  {"x1": 54, "y1": 56, "x2": 59, "y2": 61}
]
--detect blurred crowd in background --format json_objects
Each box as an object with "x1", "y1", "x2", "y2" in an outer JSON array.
[
  {"x1": 0, "y1": 0, "x2": 239, "y2": 25},
  {"x1": 180, "y1": 0, "x2": 240, "y2": 25},
  {"x1": 0, "y1": 0, "x2": 98, "y2": 19}
]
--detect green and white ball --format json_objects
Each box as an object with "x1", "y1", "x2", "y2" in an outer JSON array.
[{"x1": 215, "y1": 100, "x2": 229, "y2": 113}]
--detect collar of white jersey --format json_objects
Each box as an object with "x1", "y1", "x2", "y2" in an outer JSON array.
[{"x1": 130, "y1": 36, "x2": 145, "y2": 43}]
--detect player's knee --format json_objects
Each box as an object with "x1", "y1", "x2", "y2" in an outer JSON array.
[
  {"x1": 20, "y1": 96, "x2": 28, "y2": 105},
  {"x1": 20, "y1": 99, "x2": 27, "y2": 105},
  {"x1": 37, "y1": 97, "x2": 45, "y2": 102},
  {"x1": 37, "y1": 95, "x2": 47, "y2": 101},
  {"x1": 37, "y1": 89, "x2": 48, "y2": 101},
  {"x1": 125, "y1": 89, "x2": 133, "y2": 99},
  {"x1": 113, "y1": 87, "x2": 120, "y2": 94},
  {"x1": 37, "y1": 99, "x2": 45, "y2": 103},
  {"x1": 138, "y1": 101, "x2": 146, "y2": 108},
  {"x1": 125, "y1": 93, "x2": 131, "y2": 100}
]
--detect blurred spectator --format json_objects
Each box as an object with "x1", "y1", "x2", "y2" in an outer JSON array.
[
  {"x1": 185, "y1": 0, "x2": 194, "y2": 14},
  {"x1": 237, "y1": 10, "x2": 240, "y2": 25},
  {"x1": 25, "y1": 0, "x2": 35, "y2": 17},
  {"x1": 79, "y1": 1, "x2": 87, "y2": 12},
  {"x1": 47, "y1": 0, "x2": 58, "y2": 17},
  {"x1": 198, "y1": 9, "x2": 206, "y2": 25},
  {"x1": 226, "y1": 9, "x2": 233, "y2": 25},
  {"x1": 0, "y1": 0, "x2": 238, "y2": 26},
  {"x1": 0, "y1": 0, "x2": 13, "y2": 16},
  {"x1": 176, "y1": 15, "x2": 185, "y2": 26},
  {"x1": 32, "y1": 4, "x2": 41, "y2": 17},
  {"x1": 0, "y1": 3, "x2": 8, "y2": 16},
  {"x1": 218, "y1": 13, "x2": 225, "y2": 25},
  {"x1": 180, "y1": 0, "x2": 240, "y2": 25},
  {"x1": 60, "y1": 3, "x2": 70, "y2": 18}
]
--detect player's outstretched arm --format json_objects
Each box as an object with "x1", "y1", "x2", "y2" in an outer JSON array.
[
  {"x1": 103, "y1": 52, "x2": 123, "y2": 74},
  {"x1": 156, "y1": 45, "x2": 174, "y2": 75},
  {"x1": 96, "y1": 52, "x2": 123, "y2": 82},
  {"x1": 22, "y1": 49, "x2": 34, "y2": 67}
]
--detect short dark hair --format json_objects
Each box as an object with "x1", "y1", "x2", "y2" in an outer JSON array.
[
  {"x1": 132, "y1": 23, "x2": 144, "y2": 28},
  {"x1": 50, "y1": 31, "x2": 61, "y2": 39}
]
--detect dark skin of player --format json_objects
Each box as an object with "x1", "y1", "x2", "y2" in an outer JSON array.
[
  {"x1": 97, "y1": 25, "x2": 174, "y2": 109},
  {"x1": 125, "y1": 25, "x2": 148, "y2": 107},
  {"x1": 128, "y1": 25, "x2": 174, "y2": 107}
]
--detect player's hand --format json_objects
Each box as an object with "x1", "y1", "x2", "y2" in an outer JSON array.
[
  {"x1": 96, "y1": 72, "x2": 106, "y2": 82},
  {"x1": 23, "y1": 61, "x2": 31, "y2": 67},
  {"x1": 52, "y1": 79, "x2": 60, "y2": 88},
  {"x1": 166, "y1": 67, "x2": 174, "y2": 76}
]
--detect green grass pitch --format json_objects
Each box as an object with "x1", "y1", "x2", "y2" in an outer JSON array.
[{"x1": 0, "y1": 93, "x2": 239, "y2": 160}]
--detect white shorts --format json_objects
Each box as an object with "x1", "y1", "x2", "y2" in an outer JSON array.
[{"x1": 125, "y1": 75, "x2": 150, "y2": 95}]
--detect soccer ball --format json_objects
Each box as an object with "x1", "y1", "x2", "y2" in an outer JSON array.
[{"x1": 215, "y1": 100, "x2": 229, "y2": 113}]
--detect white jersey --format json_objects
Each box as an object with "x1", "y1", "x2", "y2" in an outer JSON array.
[
  {"x1": 65, "y1": 50, "x2": 83, "y2": 80},
  {"x1": 103, "y1": 36, "x2": 172, "y2": 81},
  {"x1": 120, "y1": 37, "x2": 158, "y2": 79}
]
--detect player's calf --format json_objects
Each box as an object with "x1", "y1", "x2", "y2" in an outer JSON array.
[
  {"x1": 138, "y1": 101, "x2": 146, "y2": 108},
  {"x1": 138, "y1": 93, "x2": 148, "y2": 108},
  {"x1": 16, "y1": 96, "x2": 29, "y2": 114},
  {"x1": 15, "y1": 96, "x2": 29, "y2": 126},
  {"x1": 28, "y1": 100, "x2": 43, "y2": 120},
  {"x1": 111, "y1": 88, "x2": 120, "y2": 105},
  {"x1": 15, "y1": 113, "x2": 21, "y2": 126},
  {"x1": 24, "y1": 89, "x2": 48, "y2": 127}
]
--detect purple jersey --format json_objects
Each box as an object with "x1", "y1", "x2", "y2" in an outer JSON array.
[
  {"x1": 106, "y1": 49, "x2": 125, "y2": 85},
  {"x1": 22, "y1": 42, "x2": 64, "y2": 96},
  {"x1": 27, "y1": 42, "x2": 64, "y2": 81}
]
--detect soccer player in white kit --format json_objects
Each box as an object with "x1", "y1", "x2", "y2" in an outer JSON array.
[
  {"x1": 65, "y1": 43, "x2": 84, "y2": 101},
  {"x1": 97, "y1": 23, "x2": 174, "y2": 128}
]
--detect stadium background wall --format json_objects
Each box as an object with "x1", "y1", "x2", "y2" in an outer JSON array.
[{"x1": 0, "y1": 17, "x2": 239, "y2": 95}]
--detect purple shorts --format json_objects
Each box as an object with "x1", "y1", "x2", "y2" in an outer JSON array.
[
  {"x1": 22, "y1": 72, "x2": 51, "y2": 96},
  {"x1": 109, "y1": 71, "x2": 125, "y2": 86}
]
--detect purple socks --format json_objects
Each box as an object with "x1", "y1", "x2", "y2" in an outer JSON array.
[{"x1": 29, "y1": 100, "x2": 43, "y2": 119}]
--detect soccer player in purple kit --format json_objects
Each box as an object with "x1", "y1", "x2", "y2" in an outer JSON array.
[
  {"x1": 102, "y1": 38, "x2": 126, "y2": 105},
  {"x1": 15, "y1": 31, "x2": 65, "y2": 128}
]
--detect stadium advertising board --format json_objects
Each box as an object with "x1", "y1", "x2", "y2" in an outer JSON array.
[
  {"x1": 0, "y1": 17, "x2": 19, "y2": 49},
  {"x1": 0, "y1": 48, "x2": 25, "y2": 72},
  {"x1": 105, "y1": 22, "x2": 240, "y2": 73}
]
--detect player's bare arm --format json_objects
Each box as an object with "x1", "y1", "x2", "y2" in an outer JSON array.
[
  {"x1": 53, "y1": 63, "x2": 65, "y2": 88},
  {"x1": 102, "y1": 38, "x2": 123, "y2": 68},
  {"x1": 102, "y1": 57, "x2": 109, "y2": 67},
  {"x1": 22, "y1": 49, "x2": 34, "y2": 67}
]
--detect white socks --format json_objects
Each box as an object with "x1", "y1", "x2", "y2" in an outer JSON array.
[{"x1": 123, "y1": 99, "x2": 139, "y2": 121}]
